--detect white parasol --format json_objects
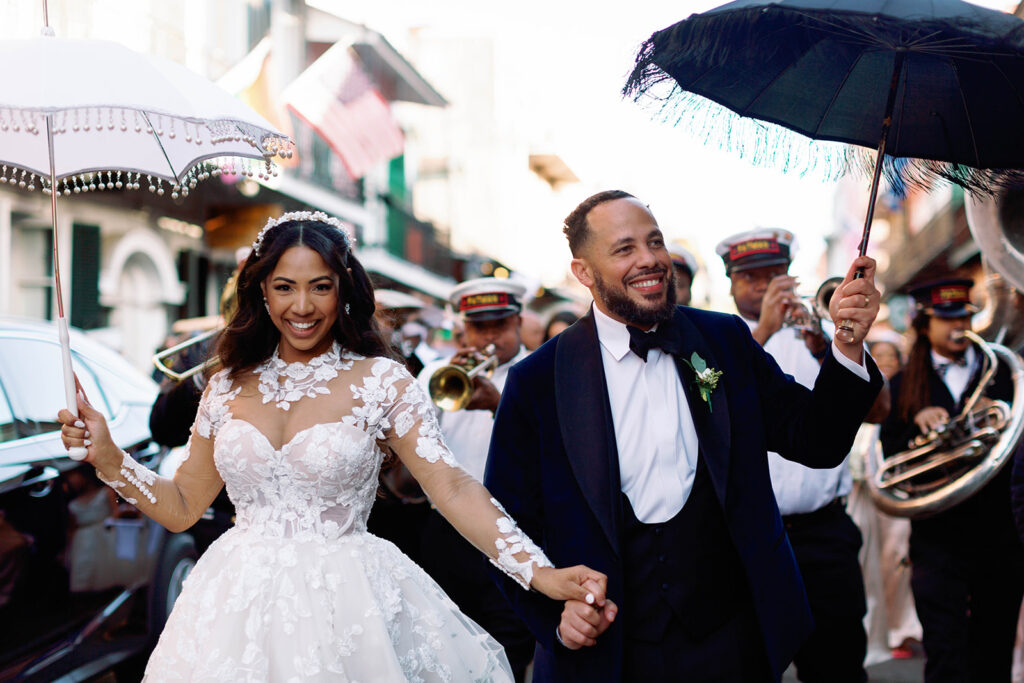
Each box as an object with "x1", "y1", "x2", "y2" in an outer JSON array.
[{"x1": 0, "y1": 9, "x2": 292, "y2": 458}]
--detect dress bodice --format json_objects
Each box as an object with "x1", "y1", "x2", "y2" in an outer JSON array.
[
  {"x1": 214, "y1": 419, "x2": 383, "y2": 540},
  {"x1": 196, "y1": 352, "x2": 443, "y2": 542}
]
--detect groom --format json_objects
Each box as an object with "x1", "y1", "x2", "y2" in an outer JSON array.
[{"x1": 484, "y1": 190, "x2": 884, "y2": 681}]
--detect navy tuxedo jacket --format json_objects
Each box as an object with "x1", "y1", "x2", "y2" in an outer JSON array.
[{"x1": 483, "y1": 305, "x2": 883, "y2": 682}]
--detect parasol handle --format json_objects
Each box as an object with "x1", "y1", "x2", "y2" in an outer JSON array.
[
  {"x1": 837, "y1": 51, "x2": 906, "y2": 342},
  {"x1": 45, "y1": 111, "x2": 87, "y2": 461},
  {"x1": 59, "y1": 317, "x2": 88, "y2": 461}
]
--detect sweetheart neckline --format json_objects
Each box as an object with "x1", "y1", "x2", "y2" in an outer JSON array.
[{"x1": 224, "y1": 418, "x2": 355, "y2": 453}]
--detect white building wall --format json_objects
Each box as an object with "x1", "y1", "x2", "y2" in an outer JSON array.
[{"x1": 0, "y1": 0, "x2": 253, "y2": 370}]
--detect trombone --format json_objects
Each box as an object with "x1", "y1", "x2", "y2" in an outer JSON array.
[{"x1": 428, "y1": 344, "x2": 498, "y2": 411}]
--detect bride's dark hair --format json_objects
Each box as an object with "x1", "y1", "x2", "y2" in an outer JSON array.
[{"x1": 216, "y1": 216, "x2": 395, "y2": 380}]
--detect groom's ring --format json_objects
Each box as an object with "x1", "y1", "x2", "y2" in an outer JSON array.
[{"x1": 863, "y1": 294, "x2": 870, "y2": 308}]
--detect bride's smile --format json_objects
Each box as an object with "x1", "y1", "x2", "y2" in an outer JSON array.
[{"x1": 261, "y1": 244, "x2": 340, "y2": 363}]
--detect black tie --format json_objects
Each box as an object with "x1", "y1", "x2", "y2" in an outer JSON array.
[
  {"x1": 627, "y1": 323, "x2": 682, "y2": 362},
  {"x1": 935, "y1": 355, "x2": 967, "y2": 377}
]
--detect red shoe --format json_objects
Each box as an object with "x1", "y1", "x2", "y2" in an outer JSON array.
[{"x1": 891, "y1": 646, "x2": 914, "y2": 659}]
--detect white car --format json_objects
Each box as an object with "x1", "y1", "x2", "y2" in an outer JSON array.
[{"x1": 0, "y1": 317, "x2": 197, "y2": 682}]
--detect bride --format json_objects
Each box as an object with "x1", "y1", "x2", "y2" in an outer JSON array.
[{"x1": 57, "y1": 211, "x2": 606, "y2": 682}]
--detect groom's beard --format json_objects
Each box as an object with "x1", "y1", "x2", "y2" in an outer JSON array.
[{"x1": 594, "y1": 268, "x2": 676, "y2": 328}]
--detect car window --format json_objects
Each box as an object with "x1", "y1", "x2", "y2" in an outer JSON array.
[
  {"x1": 0, "y1": 377, "x2": 15, "y2": 443},
  {"x1": 0, "y1": 338, "x2": 111, "y2": 438}
]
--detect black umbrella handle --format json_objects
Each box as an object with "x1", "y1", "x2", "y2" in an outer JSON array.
[{"x1": 838, "y1": 52, "x2": 906, "y2": 343}]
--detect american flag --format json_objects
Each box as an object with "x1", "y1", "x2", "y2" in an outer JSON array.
[{"x1": 283, "y1": 43, "x2": 404, "y2": 180}]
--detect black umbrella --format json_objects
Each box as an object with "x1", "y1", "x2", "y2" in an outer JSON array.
[{"x1": 625, "y1": 0, "x2": 1024, "y2": 261}]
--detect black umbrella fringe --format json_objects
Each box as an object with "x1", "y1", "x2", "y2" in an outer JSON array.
[
  {"x1": 878, "y1": 158, "x2": 1024, "y2": 199},
  {"x1": 633, "y1": 87, "x2": 855, "y2": 182},
  {"x1": 630, "y1": 84, "x2": 1024, "y2": 199}
]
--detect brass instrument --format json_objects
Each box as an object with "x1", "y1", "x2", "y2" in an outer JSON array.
[
  {"x1": 782, "y1": 276, "x2": 843, "y2": 334},
  {"x1": 428, "y1": 344, "x2": 498, "y2": 411},
  {"x1": 868, "y1": 186, "x2": 1024, "y2": 518},
  {"x1": 152, "y1": 327, "x2": 220, "y2": 382},
  {"x1": 152, "y1": 270, "x2": 238, "y2": 382}
]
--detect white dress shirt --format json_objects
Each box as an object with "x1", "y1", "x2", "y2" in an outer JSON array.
[
  {"x1": 593, "y1": 306, "x2": 699, "y2": 524},
  {"x1": 749, "y1": 320, "x2": 864, "y2": 515},
  {"x1": 417, "y1": 346, "x2": 529, "y2": 483},
  {"x1": 931, "y1": 345, "x2": 977, "y2": 404}
]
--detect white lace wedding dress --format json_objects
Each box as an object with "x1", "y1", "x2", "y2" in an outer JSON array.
[{"x1": 93, "y1": 344, "x2": 548, "y2": 682}]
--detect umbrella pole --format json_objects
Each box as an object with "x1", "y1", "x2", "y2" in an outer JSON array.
[
  {"x1": 46, "y1": 112, "x2": 87, "y2": 460},
  {"x1": 837, "y1": 51, "x2": 904, "y2": 343}
]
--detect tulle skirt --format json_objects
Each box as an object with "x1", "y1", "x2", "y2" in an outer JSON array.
[{"x1": 143, "y1": 527, "x2": 513, "y2": 682}]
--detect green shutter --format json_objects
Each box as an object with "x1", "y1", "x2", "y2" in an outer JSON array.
[{"x1": 71, "y1": 224, "x2": 104, "y2": 329}]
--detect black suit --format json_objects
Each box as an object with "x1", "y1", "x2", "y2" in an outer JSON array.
[
  {"x1": 484, "y1": 306, "x2": 882, "y2": 681},
  {"x1": 880, "y1": 344, "x2": 1024, "y2": 682}
]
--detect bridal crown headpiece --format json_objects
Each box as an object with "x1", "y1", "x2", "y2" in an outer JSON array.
[{"x1": 252, "y1": 210, "x2": 355, "y2": 257}]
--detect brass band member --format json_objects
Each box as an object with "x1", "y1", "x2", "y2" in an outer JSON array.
[
  {"x1": 880, "y1": 278, "x2": 1024, "y2": 682},
  {"x1": 716, "y1": 228, "x2": 870, "y2": 683},
  {"x1": 416, "y1": 277, "x2": 535, "y2": 681}
]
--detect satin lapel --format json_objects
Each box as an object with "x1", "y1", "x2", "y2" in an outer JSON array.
[
  {"x1": 555, "y1": 311, "x2": 621, "y2": 555},
  {"x1": 672, "y1": 307, "x2": 732, "y2": 505}
]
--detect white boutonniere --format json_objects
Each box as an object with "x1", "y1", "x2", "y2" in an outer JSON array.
[{"x1": 682, "y1": 352, "x2": 723, "y2": 411}]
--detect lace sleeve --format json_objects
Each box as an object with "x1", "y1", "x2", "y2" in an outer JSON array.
[
  {"x1": 372, "y1": 359, "x2": 552, "y2": 589},
  {"x1": 91, "y1": 376, "x2": 229, "y2": 533}
]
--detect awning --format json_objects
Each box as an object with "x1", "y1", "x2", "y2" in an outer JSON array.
[
  {"x1": 257, "y1": 174, "x2": 371, "y2": 229},
  {"x1": 357, "y1": 247, "x2": 455, "y2": 301}
]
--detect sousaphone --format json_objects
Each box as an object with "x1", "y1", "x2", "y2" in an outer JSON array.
[{"x1": 868, "y1": 186, "x2": 1024, "y2": 519}]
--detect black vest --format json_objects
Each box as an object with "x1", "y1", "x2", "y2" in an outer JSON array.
[{"x1": 621, "y1": 454, "x2": 750, "y2": 641}]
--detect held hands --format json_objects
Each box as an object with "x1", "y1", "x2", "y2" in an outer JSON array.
[
  {"x1": 557, "y1": 577, "x2": 618, "y2": 650},
  {"x1": 529, "y1": 567, "x2": 618, "y2": 650},
  {"x1": 56, "y1": 376, "x2": 119, "y2": 467},
  {"x1": 829, "y1": 256, "x2": 880, "y2": 361},
  {"x1": 530, "y1": 564, "x2": 607, "y2": 603}
]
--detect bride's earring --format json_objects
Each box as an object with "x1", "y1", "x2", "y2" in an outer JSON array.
[
  {"x1": 344, "y1": 303, "x2": 350, "y2": 315},
  {"x1": 263, "y1": 297, "x2": 270, "y2": 314}
]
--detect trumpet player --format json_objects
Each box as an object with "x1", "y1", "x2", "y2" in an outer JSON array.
[
  {"x1": 416, "y1": 276, "x2": 534, "y2": 681},
  {"x1": 879, "y1": 278, "x2": 1024, "y2": 683},
  {"x1": 716, "y1": 228, "x2": 869, "y2": 683}
]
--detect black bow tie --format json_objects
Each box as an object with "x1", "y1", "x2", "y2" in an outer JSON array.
[
  {"x1": 627, "y1": 323, "x2": 682, "y2": 362},
  {"x1": 935, "y1": 356, "x2": 968, "y2": 376}
]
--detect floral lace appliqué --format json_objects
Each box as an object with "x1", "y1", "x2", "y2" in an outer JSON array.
[
  {"x1": 254, "y1": 342, "x2": 353, "y2": 410},
  {"x1": 488, "y1": 497, "x2": 553, "y2": 590},
  {"x1": 195, "y1": 370, "x2": 241, "y2": 440}
]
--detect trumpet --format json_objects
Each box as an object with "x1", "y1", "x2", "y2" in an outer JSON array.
[
  {"x1": 782, "y1": 276, "x2": 843, "y2": 334},
  {"x1": 428, "y1": 344, "x2": 498, "y2": 411}
]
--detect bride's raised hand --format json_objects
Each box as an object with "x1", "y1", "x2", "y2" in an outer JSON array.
[
  {"x1": 530, "y1": 565, "x2": 608, "y2": 605},
  {"x1": 56, "y1": 376, "x2": 118, "y2": 466}
]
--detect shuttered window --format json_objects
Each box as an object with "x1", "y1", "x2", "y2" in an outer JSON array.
[{"x1": 71, "y1": 223, "x2": 104, "y2": 330}]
